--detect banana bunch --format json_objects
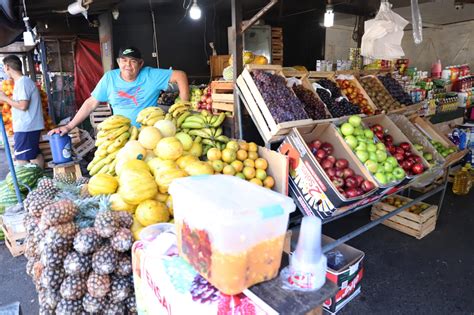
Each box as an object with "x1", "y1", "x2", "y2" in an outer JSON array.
[
  {"x1": 136, "y1": 107, "x2": 165, "y2": 126},
  {"x1": 88, "y1": 115, "x2": 136, "y2": 176},
  {"x1": 180, "y1": 111, "x2": 230, "y2": 152},
  {"x1": 164, "y1": 102, "x2": 193, "y2": 127}
]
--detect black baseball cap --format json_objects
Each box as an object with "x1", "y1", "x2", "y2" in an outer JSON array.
[{"x1": 118, "y1": 46, "x2": 142, "y2": 59}]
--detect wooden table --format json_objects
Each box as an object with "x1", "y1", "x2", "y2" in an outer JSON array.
[{"x1": 248, "y1": 254, "x2": 338, "y2": 314}]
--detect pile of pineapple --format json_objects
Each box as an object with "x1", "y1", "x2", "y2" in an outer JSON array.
[{"x1": 23, "y1": 175, "x2": 137, "y2": 314}]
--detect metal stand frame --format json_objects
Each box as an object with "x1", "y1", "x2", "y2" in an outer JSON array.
[{"x1": 0, "y1": 113, "x2": 22, "y2": 205}]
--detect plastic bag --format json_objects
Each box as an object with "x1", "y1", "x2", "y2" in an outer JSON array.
[
  {"x1": 326, "y1": 250, "x2": 346, "y2": 270},
  {"x1": 361, "y1": 1, "x2": 409, "y2": 59},
  {"x1": 411, "y1": 0, "x2": 423, "y2": 44}
]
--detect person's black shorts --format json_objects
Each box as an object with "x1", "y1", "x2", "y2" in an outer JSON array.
[{"x1": 13, "y1": 130, "x2": 42, "y2": 161}]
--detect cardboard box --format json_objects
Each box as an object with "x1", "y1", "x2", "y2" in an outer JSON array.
[
  {"x1": 322, "y1": 235, "x2": 365, "y2": 314},
  {"x1": 258, "y1": 146, "x2": 289, "y2": 196},
  {"x1": 278, "y1": 124, "x2": 378, "y2": 219}
]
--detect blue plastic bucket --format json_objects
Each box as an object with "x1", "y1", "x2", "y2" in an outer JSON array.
[{"x1": 49, "y1": 133, "x2": 73, "y2": 164}]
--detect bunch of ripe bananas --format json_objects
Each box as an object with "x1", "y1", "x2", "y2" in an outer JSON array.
[
  {"x1": 136, "y1": 107, "x2": 165, "y2": 126},
  {"x1": 88, "y1": 115, "x2": 138, "y2": 176}
]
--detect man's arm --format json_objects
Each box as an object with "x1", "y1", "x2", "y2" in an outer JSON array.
[
  {"x1": 0, "y1": 91, "x2": 29, "y2": 111},
  {"x1": 49, "y1": 96, "x2": 100, "y2": 136},
  {"x1": 169, "y1": 70, "x2": 190, "y2": 101}
]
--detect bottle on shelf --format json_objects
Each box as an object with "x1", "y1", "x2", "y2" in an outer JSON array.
[{"x1": 452, "y1": 165, "x2": 471, "y2": 195}]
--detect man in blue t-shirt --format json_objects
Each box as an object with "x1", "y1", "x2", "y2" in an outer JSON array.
[
  {"x1": 51, "y1": 46, "x2": 189, "y2": 134},
  {"x1": 0, "y1": 55, "x2": 45, "y2": 168}
]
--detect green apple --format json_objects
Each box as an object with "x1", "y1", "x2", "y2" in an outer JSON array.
[
  {"x1": 356, "y1": 142, "x2": 367, "y2": 151},
  {"x1": 392, "y1": 167, "x2": 406, "y2": 180},
  {"x1": 348, "y1": 115, "x2": 362, "y2": 128},
  {"x1": 375, "y1": 172, "x2": 387, "y2": 185},
  {"x1": 364, "y1": 129, "x2": 374, "y2": 139},
  {"x1": 364, "y1": 160, "x2": 379, "y2": 173},
  {"x1": 353, "y1": 128, "x2": 364, "y2": 136},
  {"x1": 341, "y1": 123, "x2": 355, "y2": 136},
  {"x1": 369, "y1": 152, "x2": 377, "y2": 162},
  {"x1": 386, "y1": 156, "x2": 398, "y2": 167},
  {"x1": 367, "y1": 143, "x2": 376, "y2": 152},
  {"x1": 423, "y1": 153, "x2": 433, "y2": 161},
  {"x1": 414, "y1": 144, "x2": 424, "y2": 151},
  {"x1": 376, "y1": 143, "x2": 386, "y2": 151},
  {"x1": 383, "y1": 161, "x2": 394, "y2": 172},
  {"x1": 344, "y1": 135, "x2": 358, "y2": 149},
  {"x1": 386, "y1": 173, "x2": 395, "y2": 183},
  {"x1": 376, "y1": 150, "x2": 387, "y2": 162},
  {"x1": 356, "y1": 150, "x2": 369, "y2": 163}
]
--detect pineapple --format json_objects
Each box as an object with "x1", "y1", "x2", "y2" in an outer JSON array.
[
  {"x1": 24, "y1": 213, "x2": 40, "y2": 233},
  {"x1": 109, "y1": 275, "x2": 131, "y2": 303},
  {"x1": 54, "y1": 173, "x2": 77, "y2": 185},
  {"x1": 125, "y1": 295, "x2": 138, "y2": 315},
  {"x1": 40, "y1": 199, "x2": 78, "y2": 230},
  {"x1": 40, "y1": 245, "x2": 69, "y2": 268},
  {"x1": 82, "y1": 293, "x2": 105, "y2": 313},
  {"x1": 40, "y1": 267, "x2": 65, "y2": 290},
  {"x1": 39, "y1": 305, "x2": 55, "y2": 315},
  {"x1": 25, "y1": 196, "x2": 55, "y2": 218},
  {"x1": 110, "y1": 228, "x2": 133, "y2": 252},
  {"x1": 92, "y1": 245, "x2": 118, "y2": 275},
  {"x1": 103, "y1": 302, "x2": 126, "y2": 315},
  {"x1": 64, "y1": 251, "x2": 92, "y2": 276},
  {"x1": 115, "y1": 254, "x2": 132, "y2": 276},
  {"x1": 56, "y1": 298, "x2": 84, "y2": 314},
  {"x1": 43, "y1": 289, "x2": 61, "y2": 309},
  {"x1": 60, "y1": 275, "x2": 87, "y2": 300},
  {"x1": 25, "y1": 259, "x2": 35, "y2": 277},
  {"x1": 115, "y1": 211, "x2": 133, "y2": 228},
  {"x1": 43, "y1": 222, "x2": 77, "y2": 250},
  {"x1": 76, "y1": 177, "x2": 89, "y2": 186},
  {"x1": 25, "y1": 236, "x2": 40, "y2": 260},
  {"x1": 94, "y1": 210, "x2": 119, "y2": 238},
  {"x1": 32, "y1": 261, "x2": 44, "y2": 284},
  {"x1": 86, "y1": 272, "x2": 110, "y2": 298},
  {"x1": 36, "y1": 177, "x2": 59, "y2": 195},
  {"x1": 73, "y1": 227, "x2": 101, "y2": 254}
]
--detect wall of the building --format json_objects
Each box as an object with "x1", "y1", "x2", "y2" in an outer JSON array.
[
  {"x1": 401, "y1": 20, "x2": 474, "y2": 71},
  {"x1": 324, "y1": 25, "x2": 357, "y2": 62}
]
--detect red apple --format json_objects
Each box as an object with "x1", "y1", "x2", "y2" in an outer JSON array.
[
  {"x1": 375, "y1": 131, "x2": 384, "y2": 140},
  {"x1": 355, "y1": 175, "x2": 364, "y2": 186},
  {"x1": 326, "y1": 168, "x2": 336, "y2": 178},
  {"x1": 309, "y1": 140, "x2": 322, "y2": 152},
  {"x1": 335, "y1": 159, "x2": 349, "y2": 170},
  {"x1": 384, "y1": 135, "x2": 394, "y2": 144},
  {"x1": 332, "y1": 177, "x2": 344, "y2": 188},
  {"x1": 412, "y1": 163, "x2": 424, "y2": 174},
  {"x1": 315, "y1": 149, "x2": 327, "y2": 160},
  {"x1": 401, "y1": 160, "x2": 413, "y2": 171},
  {"x1": 399, "y1": 142, "x2": 411, "y2": 152},
  {"x1": 321, "y1": 159, "x2": 334, "y2": 169},
  {"x1": 343, "y1": 168, "x2": 355, "y2": 179},
  {"x1": 206, "y1": 97, "x2": 213, "y2": 104},
  {"x1": 395, "y1": 147, "x2": 405, "y2": 156},
  {"x1": 344, "y1": 176, "x2": 358, "y2": 188},
  {"x1": 361, "y1": 180, "x2": 376, "y2": 192},
  {"x1": 326, "y1": 155, "x2": 336, "y2": 165},
  {"x1": 404, "y1": 151, "x2": 413, "y2": 159},
  {"x1": 335, "y1": 169, "x2": 344, "y2": 178},
  {"x1": 414, "y1": 156, "x2": 423, "y2": 164},
  {"x1": 201, "y1": 96, "x2": 207, "y2": 102},
  {"x1": 372, "y1": 124, "x2": 384, "y2": 133},
  {"x1": 394, "y1": 153, "x2": 405, "y2": 162},
  {"x1": 345, "y1": 188, "x2": 359, "y2": 198},
  {"x1": 320, "y1": 142, "x2": 334, "y2": 155}
]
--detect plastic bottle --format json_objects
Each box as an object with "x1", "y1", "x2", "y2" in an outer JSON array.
[
  {"x1": 452, "y1": 166, "x2": 471, "y2": 195},
  {"x1": 431, "y1": 60, "x2": 442, "y2": 79}
]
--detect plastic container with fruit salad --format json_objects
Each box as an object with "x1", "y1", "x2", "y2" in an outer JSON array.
[{"x1": 169, "y1": 175, "x2": 295, "y2": 295}]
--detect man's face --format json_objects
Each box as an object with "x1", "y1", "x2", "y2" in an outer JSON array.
[
  {"x1": 117, "y1": 57, "x2": 143, "y2": 80},
  {"x1": 3, "y1": 64, "x2": 12, "y2": 78}
]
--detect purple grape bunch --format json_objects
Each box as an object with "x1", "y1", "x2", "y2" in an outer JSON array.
[
  {"x1": 378, "y1": 75, "x2": 413, "y2": 105},
  {"x1": 251, "y1": 70, "x2": 309, "y2": 123},
  {"x1": 292, "y1": 85, "x2": 328, "y2": 120},
  {"x1": 316, "y1": 79, "x2": 360, "y2": 117},
  {"x1": 189, "y1": 274, "x2": 220, "y2": 304}
]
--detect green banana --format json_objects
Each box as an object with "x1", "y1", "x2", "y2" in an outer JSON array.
[
  {"x1": 177, "y1": 111, "x2": 191, "y2": 128},
  {"x1": 201, "y1": 128, "x2": 215, "y2": 138},
  {"x1": 194, "y1": 136, "x2": 202, "y2": 143},
  {"x1": 188, "y1": 129, "x2": 213, "y2": 139},
  {"x1": 210, "y1": 115, "x2": 219, "y2": 125},
  {"x1": 185, "y1": 115, "x2": 207, "y2": 124},
  {"x1": 211, "y1": 113, "x2": 226, "y2": 128},
  {"x1": 214, "y1": 127, "x2": 223, "y2": 137},
  {"x1": 216, "y1": 135, "x2": 230, "y2": 143},
  {"x1": 181, "y1": 121, "x2": 206, "y2": 129}
]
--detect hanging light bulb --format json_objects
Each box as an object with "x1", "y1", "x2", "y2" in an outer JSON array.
[
  {"x1": 189, "y1": 0, "x2": 201, "y2": 20},
  {"x1": 324, "y1": 5, "x2": 334, "y2": 28}
]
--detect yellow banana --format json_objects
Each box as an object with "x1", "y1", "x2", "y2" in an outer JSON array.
[
  {"x1": 165, "y1": 113, "x2": 173, "y2": 120},
  {"x1": 106, "y1": 125, "x2": 129, "y2": 141},
  {"x1": 129, "y1": 126, "x2": 139, "y2": 140},
  {"x1": 98, "y1": 115, "x2": 130, "y2": 130},
  {"x1": 169, "y1": 103, "x2": 187, "y2": 113},
  {"x1": 87, "y1": 156, "x2": 102, "y2": 171},
  {"x1": 89, "y1": 158, "x2": 108, "y2": 176},
  {"x1": 97, "y1": 164, "x2": 110, "y2": 174},
  {"x1": 104, "y1": 150, "x2": 120, "y2": 163}
]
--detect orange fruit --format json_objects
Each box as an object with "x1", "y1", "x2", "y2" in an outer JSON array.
[
  {"x1": 239, "y1": 141, "x2": 249, "y2": 151},
  {"x1": 231, "y1": 160, "x2": 244, "y2": 173},
  {"x1": 248, "y1": 151, "x2": 258, "y2": 160},
  {"x1": 236, "y1": 149, "x2": 248, "y2": 161},
  {"x1": 235, "y1": 172, "x2": 245, "y2": 180},
  {"x1": 221, "y1": 148, "x2": 237, "y2": 163},
  {"x1": 255, "y1": 169, "x2": 267, "y2": 181},
  {"x1": 243, "y1": 166, "x2": 256, "y2": 179},
  {"x1": 248, "y1": 142, "x2": 258, "y2": 152},
  {"x1": 207, "y1": 148, "x2": 222, "y2": 161},
  {"x1": 223, "y1": 165, "x2": 236, "y2": 176},
  {"x1": 263, "y1": 176, "x2": 275, "y2": 189},
  {"x1": 243, "y1": 159, "x2": 255, "y2": 168},
  {"x1": 255, "y1": 158, "x2": 268, "y2": 170},
  {"x1": 226, "y1": 140, "x2": 239, "y2": 151},
  {"x1": 249, "y1": 178, "x2": 263, "y2": 186}
]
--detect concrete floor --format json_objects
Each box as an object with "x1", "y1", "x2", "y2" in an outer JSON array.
[{"x1": 0, "y1": 148, "x2": 473, "y2": 314}]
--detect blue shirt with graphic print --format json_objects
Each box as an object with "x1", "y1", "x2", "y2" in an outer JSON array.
[{"x1": 91, "y1": 66, "x2": 172, "y2": 126}]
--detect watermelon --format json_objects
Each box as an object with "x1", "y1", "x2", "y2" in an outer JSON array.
[
  {"x1": 0, "y1": 180, "x2": 24, "y2": 214},
  {"x1": 6, "y1": 164, "x2": 43, "y2": 193}
]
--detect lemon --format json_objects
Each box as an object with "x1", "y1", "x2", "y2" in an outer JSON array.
[{"x1": 135, "y1": 200, "x2": 170, "y2": 226}]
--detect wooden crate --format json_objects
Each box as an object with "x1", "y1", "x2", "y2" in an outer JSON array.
[
  {"x1": 271, "y1": 27, "x2": 283, "y2": 66},
  {"x1": 210, "y1": 55, "x2": 231, "y2": 80},
  {"x1": 410, "y1": 172, "x2": 446, "y2": 193},
  {"x1": 2, "y1": 220, "x2": 26, "y2": 257},
  {"x1": 236, "y1": 65, "x2": 314, "y2": 143},
  {"x1": 211, "y1": 81, "x2": 234, "y2": 104},
  {"x1": 73, "y1": 129, "x2": 95, "y2": 158},
  {"x1": 371, "y1": 195, "x2": 438, "y2": 239},
  {"x1": 90, "y1": 104, "x2": 112, "y2": 136}
]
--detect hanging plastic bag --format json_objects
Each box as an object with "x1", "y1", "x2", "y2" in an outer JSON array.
[
  {"x1": 361, "y1": 1, "x2": 409, "y2": 59},
  {"x1": 411, "y1": 0, "x2": 423, "y2": 44}
]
